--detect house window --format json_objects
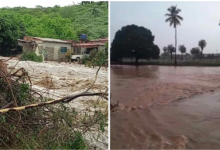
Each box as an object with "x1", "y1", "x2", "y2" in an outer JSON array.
[{"x1": 60, "y1": 47, "x2": 67, "y2": 53}]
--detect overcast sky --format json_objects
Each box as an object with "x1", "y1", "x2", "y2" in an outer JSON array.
[
  {"x1": 110, "y1": 1, "x2": 220, "y2": 54},
  {"x1": 0, "y1": 0, "x2": 83, "y2": 8}
]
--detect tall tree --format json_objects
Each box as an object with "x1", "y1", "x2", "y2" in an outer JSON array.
[
  {"x1": 198, "y1": 39, "x2": 207, "y2": 59},
  {"x1": 165, "y1": 5, "x2": 183, "y2": 66},
  {"x1": 167, "y1": 44, "x2": 175, "y2": 61},
  {"x1": 0, "y1": 13, "x2": 26, "y2": 55},
  {"x1": 178, "y1": 45, "x2": 186, "y2": 60},
  {"x1": 111, "y1": 24, "x2": 160, "y2": 65}
]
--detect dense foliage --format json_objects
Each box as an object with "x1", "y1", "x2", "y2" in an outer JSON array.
[
  {"x1": 0, "y1": 13, "x2": 25, "y2": 55},
  {"x1": 111, "y1": 24, "x2": 160, "y2": 64},
  {"x1": 0, "y1": 2, "x2": 108, "y2": 42}
]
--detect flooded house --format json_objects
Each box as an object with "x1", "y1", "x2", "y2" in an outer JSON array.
[
  {"x1": 71, "y1": 37, "x2": 108, "y2": 61},
  {"x1": 18, "y1": 36, "x2": 108, "y2": 61},
  {"x1": 18, "y1": 36, "x2": 72, "y2": 61}
]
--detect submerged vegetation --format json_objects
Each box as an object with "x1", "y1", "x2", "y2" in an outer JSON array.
[
  {"x1": 82, "y1": 43, "x2": 108, "y2": 67},
  {"x1": 20, "y1": 52, "x2": 43, "y2": 62}
]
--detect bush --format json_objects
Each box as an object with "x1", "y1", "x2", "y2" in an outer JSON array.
[
  {"x1": 81, "y1": 49, "x2": 107, "y2": 67},
  {"x1": 20, "y1": 52, "x2": 43, "y2": 62},
  {"x1": 65, "y1": 49, "x2": 73, "y2": 62}
]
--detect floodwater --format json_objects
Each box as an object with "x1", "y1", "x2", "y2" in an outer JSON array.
[{"x1": 111, "y1": 65, "x2": 220, "y2": 149}]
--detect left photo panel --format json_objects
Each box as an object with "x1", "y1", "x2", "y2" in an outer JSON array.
[{"x1": 0, "y1": 1, "x2": 109, "y2": 149}]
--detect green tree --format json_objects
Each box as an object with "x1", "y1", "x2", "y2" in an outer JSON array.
[
  {"x1": 163, "y1": 46, "x2": 168, "y2": 53},
  {"x1": 190, "y1": 47, "x2": 200, "y2": 60},
  {"x1": 151, "y1": 45, "x2": 160, "y2": 59},
  {"x1": 111, "y1": 24, "x2": 159, "y2": 65},
  {"x1": 198, "y1": 39, "x2": 207, "y2": 59},
  {"x1": 0, "y1": 13, "x2": 26, "y2": 55},
  {"x1": 165, "y1": 5, "x2": 183, "y2": 66},
  {"x1": 0, "y1": 2, "x2": 108, "y2": 41},
  {"x1": 167, "y1": 44, "x2": 175, "y2": 61},
  {"x1": 178, "y1": 45, "x2": 186, "y2": 60}
]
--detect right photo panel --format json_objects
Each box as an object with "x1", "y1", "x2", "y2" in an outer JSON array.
[{"x1": 110, "y1": 1, "x2": 220, "y2": 149}]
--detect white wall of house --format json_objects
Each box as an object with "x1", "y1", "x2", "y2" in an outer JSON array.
[{"x1": 41, "y1": 42, "x2": 72, "y2": 61}]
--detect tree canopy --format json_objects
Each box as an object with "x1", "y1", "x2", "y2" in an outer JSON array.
[
  {"x1": 190, "y1": 47, "x2": 200, "y2": 55},
  {"x1": 0, "y1": 13, "x2": 25, "y2": 55},
  {"x1": 0, "y1": 2, "x2": 108, "y2": 40},
  {"x1": 198, "y1": 39, "x2": 207, "y2": 57},
  {"x1": 111, "y1": 24, "x2": 160, "y2": 64},
  {"x1": 179, "y1": 45, "x2": 186, "y2": 54}
]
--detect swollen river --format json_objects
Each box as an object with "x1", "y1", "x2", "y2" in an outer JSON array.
[{"x1": 111, "y1": 65, "x2": 220, "y2": 149}]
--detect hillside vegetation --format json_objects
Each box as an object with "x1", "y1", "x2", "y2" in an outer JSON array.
[{"x1": 0, "y1": 2, "x2": 108, "y2": 41}]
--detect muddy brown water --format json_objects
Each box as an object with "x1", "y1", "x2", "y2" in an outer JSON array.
[{"x1": 111, "y1": 65, "x2": 220, "y2": 149}]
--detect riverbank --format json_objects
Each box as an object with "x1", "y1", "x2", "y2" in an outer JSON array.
[{"x1": 111, "y1": 59, "x2": 220, "y2": 66}]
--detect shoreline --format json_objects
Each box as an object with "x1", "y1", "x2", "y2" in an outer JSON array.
[{"x1": 111, "y1": 62, "x2": 220, "y2": 67}]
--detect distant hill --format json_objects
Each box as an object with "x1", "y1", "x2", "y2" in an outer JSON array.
[{"x1": 0, "y1": 2, "x2": 108, "y2": 40}]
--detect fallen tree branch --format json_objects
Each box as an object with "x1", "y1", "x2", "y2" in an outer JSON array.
[
  {"x1": 0, "y1": 92, "x2": 107, "y2": 113},
  {"x1": 85, "y1": 59, "x2": 108, "y2": 92}
]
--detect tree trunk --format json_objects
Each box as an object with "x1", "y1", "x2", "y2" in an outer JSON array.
[
  {"x1": 174, "y1": 27, "x2": 177, "y2": 66},
  {"x1": 171, "y1": 53, "x2": 172, "y2": 61},
  {"x1": 135, "y1": 57, "x2": 138, "y2": 66},
  {"x1": 201, "y1": 49, "x2": 203, "y2": 59},
  {"x1": 181, "y1": 53, "x2": 183, "y2": 60}
]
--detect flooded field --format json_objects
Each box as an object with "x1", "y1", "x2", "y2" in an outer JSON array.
[{"x1": 111, "y1": 65, "x2": 220, "y2": 149}]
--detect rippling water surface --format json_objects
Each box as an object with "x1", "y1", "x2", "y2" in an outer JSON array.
[{"x1": 111, "y1": 65, "x2": 220, "y2": 149}]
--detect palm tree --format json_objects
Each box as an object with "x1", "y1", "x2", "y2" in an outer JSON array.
[
  {"x1": 168, "y1": 44, "x2": 175, "y2": 61},
  {"x1": 198, "y1": 39, "x2": 207, "y2": 59},
  {"x1": 178, "y1": 45, "x2": 186, "y2": 60},
  {"x1": 165, "y1": 5, "x2": 183, "y2": 66}
]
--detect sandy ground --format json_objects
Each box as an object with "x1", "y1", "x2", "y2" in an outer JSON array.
[{"x1": 0, "y1": 56, "x2": 108, "y2": 149}]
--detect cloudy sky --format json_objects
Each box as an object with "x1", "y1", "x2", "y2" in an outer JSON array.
[
  {"x1": 110, "y1": 1, "x2": 220, "y2": 54},
  {"x1": 0, "y1": 0, "x2": 82, "y2": 8}
]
